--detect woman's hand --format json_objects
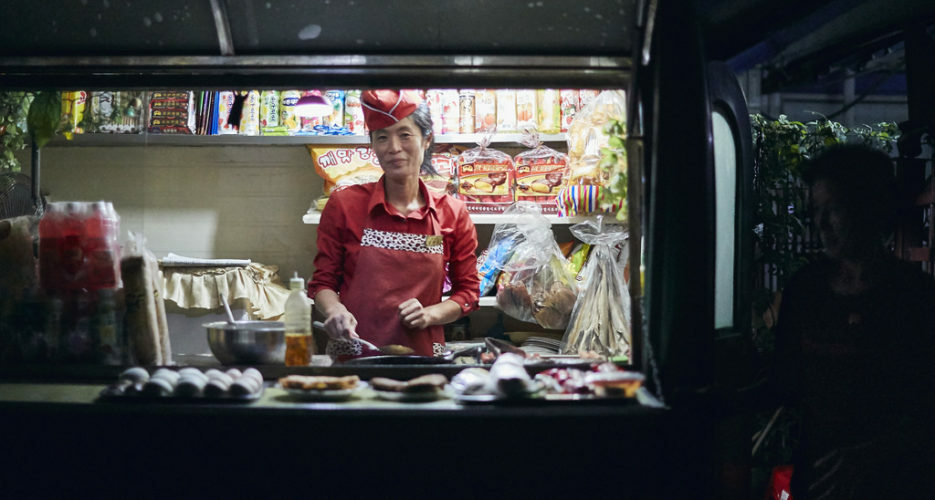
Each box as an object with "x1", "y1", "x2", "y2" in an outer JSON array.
[
  {"x1": 322, "y1": 309, "x2": 359, "y2": 341},
  {"x1": 398, "y1": 298, "x2": 433, "y2": 330}
]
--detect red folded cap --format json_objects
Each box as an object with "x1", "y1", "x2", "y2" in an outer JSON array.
[{"x1": 361, "y1": 90, "x2": 421, "y2": 131}]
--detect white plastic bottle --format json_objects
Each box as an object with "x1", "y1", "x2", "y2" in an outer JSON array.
[{"x1": 283, "y1": 272, "x2": 313, "y2": 366}]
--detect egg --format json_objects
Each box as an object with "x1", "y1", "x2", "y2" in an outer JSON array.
[
  {"x1": 242, "y1": 368, "x2": 263, "y2": 384},
  {"x1": 230, "y1": 379, "x2": 258, "y2": 397},
  {"x1": 179, "y1": 367, "x2": 207, "y2": 379},
  {"x1": 152, "y1": 369, "x2": 179, "y2": 385},
  {"x1": 175, "y1": 376, "x2": 207, "y2": 397},
  {"x1": 119, "y1": 367, "x2": 150, "y2": 384},
  {"x1": 142, "y1": 378, "x2": 173, "y2": 397},
  {"x1": 204, "y1": 369, "x2": 225, "y2": 379},
  {"x1": 225, "y1": 368, "x2": 243, "y2": 380},
  {"x1": 207, "y1": 371, "x2": 233, "y2": 386},
  {"x1": 204, "y1": 379, "x2": 231, "y2": 398}
]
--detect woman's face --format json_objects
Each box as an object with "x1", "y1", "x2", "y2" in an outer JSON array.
[
  {"x1": 811, "y1": 179, "x2": 875, "y2": 259},
  {"x1": 371, "y1": 116, "x2": 431, "y2": 180}
]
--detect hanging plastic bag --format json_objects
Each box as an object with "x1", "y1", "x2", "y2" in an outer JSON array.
[
  {"x1": 493, "y1": 202, "x2": 578, "y2": 329},
  {"x1": 457, "y1": 134, "x2": 515, "y2": 214},
  {"x1": 513, "y1": 130, "x2": 569, "y2": 214},
  {"x1": 566, "y1": 90, "x2": 626, "y2": 186},
  {"x1": 561, "y1": 216, "x2": 630, "y2": 357}
]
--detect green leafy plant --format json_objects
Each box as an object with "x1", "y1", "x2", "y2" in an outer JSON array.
[
  {"x1": 599, "y1": 118, "x2": 628, "y2": 220},
  {"x1": 0, "y1": 91, "x2": 65, "y2": 172},
  {"x1": 0, "y1": 92, "x2": 34, "y2": 172}
]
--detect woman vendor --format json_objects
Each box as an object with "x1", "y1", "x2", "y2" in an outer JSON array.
[{"x1": 309, "y1": 89, "x2": 480, "y2": 357}]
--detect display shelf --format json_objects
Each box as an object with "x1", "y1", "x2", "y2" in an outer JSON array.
[
  {"x1": 47, "y1": 132, "x2": 567, "y2": 147},
  {"x1": 302, "y1": 211, "x2": 592, "y2": 225}
]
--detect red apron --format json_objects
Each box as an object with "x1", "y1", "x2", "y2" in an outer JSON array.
[{"x1": 338, "y1": 208, "x2": 446, "y2": 357}]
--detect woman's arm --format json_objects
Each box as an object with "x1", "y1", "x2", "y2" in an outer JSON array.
[{"x1": 314, "y1": 288, "x2": 358, "y2": 340}]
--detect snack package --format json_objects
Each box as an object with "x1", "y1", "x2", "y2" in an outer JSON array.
[
  {"x1": 476, "y1": 233, "x2": 519, "y2": 296},
  {"x1": 492, "y1": 202, "x2": 579, "y2": 329},
  {"x1": 560, "y1": 89, "x2": 579, "y2": 132},
  {"x1": 438, "y1": 89, "x2": 460, "y2": 134},
  {"x1": 566, "y1": 89, "x2": 626, "y2": 185},
  {"x1": 459, "y1": 90, "x2": 475, "y2": 134},
  {"x1": 555, "y1": 184, "x2": 624, "y2": 217},
  {"x1": 299, "y1": 90, "x2": 324, "y2": 133},
  {"x1": 239, "y1": 90, "x2": 260, "y2": 136},
  {"x1": 216, "y1": 91, "x2": 238, "y2": 135},
  {"x1": 279, "y1": 90, "x2": 301, "y2": 134},
  {"x1": 426, "y1": 89, "x2": 445, "y2": 135},
  {"x1": 513, "y1": 132, "x2": 569, "y2": 214},
  {"x1": 424, "y1": 144, "x2": 464, "y2": 197},
  {"x1": 495, "y1": 89, "x2": 517, "y2": 132},
  {"x1": 474, "y1": 90, "x2": 497, "y2": 133},
  {"x1": 561, "y1": 217, "x2": 630, "y2": 357},
  {"x1": 515, "y1": 90, "x2": 537, "y2": 132},
  {"x1": 457, "y1": 135, "x2": 515, "y2": 214},
  {"x1": 61, "y1": 91, "x2": 88, "y2": 137},
  {"x1": 309, "y1": 146, "x2": 384, "y2": 201},
  {"x1": 536, "y1": 89, "x2": 561, "y2": 134},
  {"x1": 324, "y1": 89, "x2": 345, "y2": 128},
  {"x1": 86, "y1": 91, "x2": 145, "y2": 134},
  {"x1": 343, "y1": 90, "x2": 366, "y2": 134},
  {"x1": 149, "y1": 91, "x2": 195, "y2": 134}
]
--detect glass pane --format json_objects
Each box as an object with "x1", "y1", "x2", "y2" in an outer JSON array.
[{"x1": 712, "y1": 110, "x2": 736, "y2": 329}]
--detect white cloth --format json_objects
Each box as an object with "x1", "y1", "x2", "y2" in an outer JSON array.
[
  {"x1": 161, "y1": 262, "x2": 290, "y2": 320},
  {"x1": 160, "y1": 252, "x2": 251, "y2": 267}
]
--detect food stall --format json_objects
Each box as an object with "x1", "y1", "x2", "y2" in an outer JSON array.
[{"x1": 6, "y1": 0, "x2": 906, "y2": 496}]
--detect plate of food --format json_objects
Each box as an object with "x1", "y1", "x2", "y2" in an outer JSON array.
[
  {"x1": 278, "y1": 374, "x2": 367, "y2": 401},
  {"x1": 370, "y1": 374, "x2": 450, "y2": 402}
]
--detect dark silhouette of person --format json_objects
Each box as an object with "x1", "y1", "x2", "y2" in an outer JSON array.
[{"x1": 773, "y1": 144, "x2": 935, "y2": 499}]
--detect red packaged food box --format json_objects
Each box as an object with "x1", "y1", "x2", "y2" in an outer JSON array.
[
  {"x1": 148, "y1": 91, "x2": 194, "y2": 134},
  {"x1": 457, "y1": 141, "x2": 515, "y2": 214},
  {"x1": 514, "y1": 144, "x2": 568, "y2": 215}
]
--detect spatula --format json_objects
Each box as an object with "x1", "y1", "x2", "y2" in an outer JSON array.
[{"x1": 312, "y1": 321, "x2": 414, "y2": 355}]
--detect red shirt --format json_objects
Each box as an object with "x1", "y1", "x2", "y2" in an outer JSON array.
[{"x1": 309, "y1": 177, "x2": 480, "y2": 316}]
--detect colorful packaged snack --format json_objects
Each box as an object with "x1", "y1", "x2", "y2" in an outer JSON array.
[
  {"x1": 300, "y1": 90, "x2": 324, "y2": 133},
  {"x1": 259, "y1": 90, "x2": 281, "y2": 133},
  {"x1": 61, "y1": 91, "x2": 88, "y2": 137},
  {"x1": 459, "y1": 90, "x2": 475, "y2": 134},
  {"x1": 438, "y1": 89, "x2": 460, "y2": 134},
  {"x1": 457, "y1": 136, "x2": 515, "y2": 214},
  {"x1": 279, "y1": 90, "x2": 301, "y2": 134},
  {"x1": 515, "y1": 90, "x2": 537, "y2": 132},
  {"x1": 216, "y1": 91, "x2": 238, "y2": 134},
  {"x1": 308, "y1": 145, "x2": 384, "y2": 199},
  {"x1": 402, "y1": 88, "x2": 426, "y2": 102},
  {"x1": 560, "y1": 89, "x2": 579, "y2": 133},
  {"x1": 513, "y1": 137, "x2": 569, "y2": 214},
  {"x1": 495, "y1": 89, "x2": 517, "y2": 132},
  {"x1": 474, "y1": 89, "x2": 497, "y2": 133},
  {"x1": 324, "y1": 89, "x2": 345, "y2": 128},
  {"x1": 149, "y1": 91, "x2": 195, "y2": 134},
  {"x1": 87, "y1": 91, "x2": 145, "y2": 134},
  {"x1": 239, "y1": 90, "x2": 261, "y2": 136},
  {"x1": 343, "y1": 90, "x2": 366, "y2": 135},
  {"x1": 425, "y1": 89, "x2": 444, "y2": 135},
  {"x1": 537, "y1": 89, "x2": 561, "y2": 134}
]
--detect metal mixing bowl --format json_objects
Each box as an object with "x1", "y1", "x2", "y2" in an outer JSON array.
[{"x1": 204, "y1": 321, "x2": 286, "y2": 365}]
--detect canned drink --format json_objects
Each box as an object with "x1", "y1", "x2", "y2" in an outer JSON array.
[
  {"x1": 474, "y1": 90, "x2": 497, "y2": 133},
  {"x1": 324, "y1": 89, "x2": 345, "y2": 128},
  {"x1": 459, "y1": 90, "x2": 475, "y2": 134},
  {"x1": 239, "y1": 90, "x2": 261, "y2": 136}
]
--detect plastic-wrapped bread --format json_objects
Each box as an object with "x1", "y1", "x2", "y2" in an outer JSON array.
[{"x1": 149, "y1": 256, "x2": 171, "y2": 364}]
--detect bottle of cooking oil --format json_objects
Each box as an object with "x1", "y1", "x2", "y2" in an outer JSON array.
[{"x1": 283, "y1": 272, "x2": 313, "y2": 366}]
